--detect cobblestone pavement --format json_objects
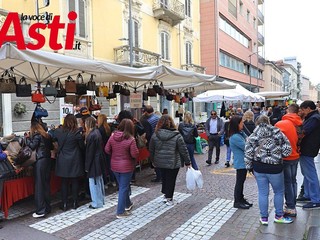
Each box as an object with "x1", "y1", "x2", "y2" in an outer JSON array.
[{"x1": 1, "y1": 146, "x2": 318, "y2": 240}]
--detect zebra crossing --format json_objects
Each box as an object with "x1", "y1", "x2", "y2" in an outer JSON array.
[{"x1": 29, "y1": 186, "x2": 237, "y2": 239}]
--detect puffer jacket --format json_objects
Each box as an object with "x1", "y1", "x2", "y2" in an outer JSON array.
[
  {"x1": 275, "y1": 113, "x2": 303, "y2": 160},
  {"x1": 244, "y1": 123, "x2": 292, "y2": 173},
  {"x1": 149, "y1": 128, "x2": 190, "y2": 169}
]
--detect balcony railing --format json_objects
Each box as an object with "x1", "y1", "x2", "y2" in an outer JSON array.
[
  {"x1": 161, "y1": 59, "x2": 172, "y2": 67},
  {"x1": 114, "y1": 45, "x2": 161, "y2": 67},
  {"x1": 258, "y1": 32, "x2": 265, "y2": 46},
  {"x1": 181, "y1": 64, "x2": 206, "y2": 74},
  {"x1": 257, "y1": 9, "x2": 264, "y2": 25},
  {"x1": 153, "y1": 0, "x2": 185, "y2": 26}
]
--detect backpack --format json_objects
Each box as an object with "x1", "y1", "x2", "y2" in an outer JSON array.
[{"x1": 181, "y1": 125, "x2": 195, "y2": 144}]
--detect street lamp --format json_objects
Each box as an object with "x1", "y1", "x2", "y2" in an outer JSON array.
[{"x1": 248, "y1": 51, "x2": 259, "y2": 92}]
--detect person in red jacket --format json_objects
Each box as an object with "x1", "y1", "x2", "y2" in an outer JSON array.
[
  {"x1": 275, "y1": 103, "x2": 303, "y2": 217},
  {"x1": 105, "y1": 119, "x2": 139, "y2": 219}
]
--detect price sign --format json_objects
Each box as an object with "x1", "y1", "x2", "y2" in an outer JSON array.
[
  {"x1": 130, "y1": 93, "x2": 142, "y2": 108},
  {"x1": 60, "y1": 103, "x2": 74, "y2": 124}
]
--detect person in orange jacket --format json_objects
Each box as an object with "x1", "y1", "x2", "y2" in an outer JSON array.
[{"x1": 275, "y1": 103, "x2": 303, "y2": 217}]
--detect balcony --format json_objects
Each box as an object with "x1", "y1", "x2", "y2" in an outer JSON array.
[
  {"x1": 153, "y1": 0, "x2": 185, "y2": 26},
  {"x1": 114, "y1": 45, "x2": 161, "y2": 67},
  {"x1": 181, "y1": 64, "x2": 206, "y2": 74},
  {"x1": 258, "y1": 32, "x2": 265, "y2": 46},
  {"x1": 257, "y1": 9, "x2": 264, "y2": 25}
]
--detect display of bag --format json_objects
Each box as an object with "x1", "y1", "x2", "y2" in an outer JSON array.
[
  {"x1": 33, "y1": 104, "x2": 48, "y2": 118},
  {"x1": 143, "y1": 85, "x2": 148, "y2": 101},
  {"x1": 87, "y1": 74, "x2": 96, "y2": 91},
  {"x1": 31, "y1": 89, "x2": 46, "y2": 103},
  {"x1": 16, "y1": 76, "x2": 32, "y2": 97},
  {"x1": 0, "y1": 158, "x2": 16, "y2": 180},
  {"x1": 43, "y1": 80, "x2": 58, "y2": 97},
  {"x1": 120, "y1": 83, "x2": 130, "y2": 96},
  {"x1": 165, "y1": 89, "x2": 174, "y2": 101},
  {"x1": 112, "y1": 82, "x2": 122, "y2": 94},
  {"x1": 89, "y1": 96, "x2": 102, "y2": 111},
  {"x1": 65, "y1": 75, "x2": 76, "y2": 93},
  {"x1": 76, "y1": 73, "x2": 87, "y2": 95},
  {"x1": 0, "y1": 69, "x2": 17, "y2": 93},
  {"x1": 157, "y1": 81, "x2": 165, "y2": 96},
  {"x1": 64, "y1": 95, "x2": 77, "y2": 105},
  {"x1": 55, "y1": 77, "x2": 67, "y2": 98},
  {"x1": 147, "y1": 82, "x2": 157, "y2": 97},
  {"x1": 98, "y1": 83, "x2": 109, "y2": 97}
]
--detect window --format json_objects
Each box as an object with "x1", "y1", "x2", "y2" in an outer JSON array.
[
  {"x1": 161, "y1": 32, "x2": 169, "y2": 60},
  {"x1": 228, "y1": 0, "x2": 237, "y2": 18},
  {"x1": 239, "y1": 1, "x2": 243, "y2": 15},
  {"x1": 160, "y1": 0, "x2": 168, "y2": 8},
  {"x1": 129, "y1": 20, "x2": 139, "y2": 48},
  {"x1": 219, "y1": 52, "x2": 245, "y2": 74},
  {"x1": 186, "y1": 42, "x2": 192, "y2": 64},
  {"x1": 246, "y1": 10, "x2": 250, "y2": 22},
  {"x1": 185, "y1": 0, "x2": 191, "y2": 17},
  {"x1": 68, "y1": 0, "x2": 87, "y2": 38}
]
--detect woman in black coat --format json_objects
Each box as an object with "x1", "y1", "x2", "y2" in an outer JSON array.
[
  {"x1": 26, "y1": 121, "x2": 53, "y2": 218},
  {"x1": 54, "y1": 114, "x2": 85, "y2": 211}
]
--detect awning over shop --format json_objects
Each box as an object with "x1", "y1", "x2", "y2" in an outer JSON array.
[{"x1": 256, "y1": 91, "x2": 290, "y2": 98}]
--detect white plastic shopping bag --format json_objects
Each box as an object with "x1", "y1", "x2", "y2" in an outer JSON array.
[
  {"x1": 194, "y1": 169, "x2": 203, "y2": 188},
  {"x1": 186, "y1": 167, "x2": 204, "y2": 190}
]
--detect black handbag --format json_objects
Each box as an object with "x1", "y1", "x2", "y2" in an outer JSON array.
[
  {"x1": 147, "y1": 82, "x2": 157, "y2": 97},
  {"x1": 43, "y1": 80, "x2": 58, "y2": 97},
  {"x1": 87, "y1": 74, "x2": 96, "y2": 91},
  {"x1": 0, "y1": 158, "x2": 16, "y2": 180},
  {"x1": 120, "y1": 83, "x2": 130, "y2": 96},
  {"x1": 165, "y1": 89, "x2": 174, "y2": 101},
  {"x1": 143, "y1": 85, "x2": 148, "y2": 101},
  {"x1": 55, "y1": 77, "x2": 67, "y2": 98},
  {"x1": 112, "y1": 82, "x2": 122, "y2": 94},
  {"x1": 16, "y1": 145, "x2": 36, "y2": 166},
  {"x1": 76, "y1": 73, "x2": 87, "y2": 95},
  {"x1": 0, "y1": 69, "x2": 17, "y2": 93},
  {"x1": 16, "y1": 76, "x2": 32, "y2": 97}
]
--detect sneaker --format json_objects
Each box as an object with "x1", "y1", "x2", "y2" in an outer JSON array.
[
  {"x1": 125, "y1": 202, "x2": 134, "y2": 211},
  {"x1": 166, "y1": 199, "x2": 175, "y2": 206},
  {"x1": 274, "y1": 215, "x2": 293, "y2": 224},
  {"x1": 116, "y1": 211, "x2": 132, "y2": 219},
  {"x1": 296, "y1": 196, "x2": 311, "y2": 202},
  {"x1": 302, "y1": 202, "x2": 320, "y2": 210},
  {"x1": 284, "y1": 208, "x2": 297, "y2": 217},
  {"x1": 225, "y1": 162, "x2": 230, "y2": 168},
  {"x1": 206, "y1": 160, "x2": 212, "y2": 165},
  {"x1": 32, "y1": 212, "x2": 45, "y2": 218},
  {"x1": 259, "y1": 217, "x2": 268, "y2": 225}
]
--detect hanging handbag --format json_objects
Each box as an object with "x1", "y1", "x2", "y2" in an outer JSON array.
[
  {"x1": 120, "y1": 83, "x2": 130, "y2": 96},
  {"x1": 31, "y1": 89, "x2": 46, "y2": 103},
  {"x1": 64, "y1": 95, "x2": 77, "y2": 105},
  {"x1": 65, "y1": 75, "x2": 77, "y2": 93},
  {"x1": 33, "y1": 104, "x2": 48, "y2": 118},
  {"x1": 43, "y1": 80, "x2": 58, "y2": 97},
  {"x1": 165, "y1": 89, "x2": 174, "y2": 101},
  {"x1": 98, "y1": 83, "x2": 109, "y2": 97},
  {"x1": 16, "y1": 76, "x2": 32, "y2": 97},
  {"x1": 174, "y1": 94, "x2": 181, "y2": 104},
  {"x1": 0, "y1": 69, "x2": 17, "y2": 93},
  {"x1": 55, "y1": 77, "x2": 67, "y2": 98},
  {"x1": 76, "y1": 73, "x2": 87, "y2": 95},
  {"x1": 106, "y1": 82, "x2": 116, "y2": 99},
  {"x1": 143, "y1": 85, "x2": 148, "y2": 101},
  {"x1": 89, "y1": 96, "x2": 102, "y2": 111},
  {"x1": 157, "y1": 81, "x2": 165, "y2": 96},
  {"x1": 87, "y1": 74, "x2": 96, "y2": 91},
  {"x1": 147, "y1": 82, "x2": 157, "y2": 97},
  {"x1": 112, "y1": 82, "x2": 122, "y2": 94},
  {"x1": 0, "y1": 158, "x2": 16, "y2": 180}
]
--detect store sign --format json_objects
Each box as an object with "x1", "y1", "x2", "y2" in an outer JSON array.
[
  {"x1": 130, "y1": 93, "x2": 142, "y2": 108},
  {"x1": 0, "y1": 11, "x2": 77, "y2": 50},
  {"x1": 60, "y1": 103, "x2": 74, "y2": 124}
]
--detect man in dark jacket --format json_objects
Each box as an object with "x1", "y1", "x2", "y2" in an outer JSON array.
[
  {"x1": 204, "y1": 110, "x2": 225, "y2": 165},
  {"x1": 298, "y1": 100, "x2": 320, "y2": 209}
]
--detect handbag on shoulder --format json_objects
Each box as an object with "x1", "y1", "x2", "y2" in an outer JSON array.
[{"x1": 16, "y1": 76, "x2": 32, "y2": 97}]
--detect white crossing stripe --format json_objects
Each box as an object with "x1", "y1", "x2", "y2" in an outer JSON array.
[
  {"x1": 29, "y1": 186, "x2": 149, "y2": 234},
  {"x1": 166, "y1": 198, "x2": 236, "y2": 240},
  {"x1": 80, "y1": 192, "x2": 191, "y2": 240}
]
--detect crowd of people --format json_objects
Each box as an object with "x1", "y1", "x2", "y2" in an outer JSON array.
[{"x1": 0, "y1": 100, "x2": 319, "y2": 229}]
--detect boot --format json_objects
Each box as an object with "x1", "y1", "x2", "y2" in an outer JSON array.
[
  {"x1": 60, "y1": 202, "x2": 68, "y2": 211},
  {"x1": 72, "y1": 200, "x2": 79, "y2": 210}
]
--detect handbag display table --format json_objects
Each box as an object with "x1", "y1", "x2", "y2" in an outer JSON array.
[{"x1": 0, "y1": 173, "x2": 61, "y2": 218}]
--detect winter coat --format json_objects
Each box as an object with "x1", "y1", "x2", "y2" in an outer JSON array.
[
  {"x1": 26, "y1": 133, "x2": 53, "y2": 161},
  {"x1": 244, "y1": 123, "x2": 292, "y2": 174},
  {"x1": 149, "y1": 128, "x2": 191, "y2": 169},
  {"x1": 300, "y1": 110, "x2": 320, "y2": 157},
  {"x1": 85, "y1": 129, "x2": 105, "y2": 178},
  {"x1": 229, "y1": 131, "x2": 247, "y2": 169},
  {"x1": 205, "y1": 116, "x2": 225, "y2": 137},
  {"x1": 178, "y1": 122, "x2": 198, "y2": 144},
  {"x1": 275, "y1": 113, "x2": 303, "y2": 160},
  {"x1": 54, "y1": 128, "x2": 85, "y2": 178},
  {"x1": 105, "y1": 131, "x2": 139, "y2": 173}
]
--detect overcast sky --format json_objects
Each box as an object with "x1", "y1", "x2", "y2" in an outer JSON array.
[{"x1": 264, "y1": 0, "x2": 319, "y2": 86}]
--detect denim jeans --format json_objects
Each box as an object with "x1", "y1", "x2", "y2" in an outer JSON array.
[
  {"x1": 186, "y1": 143, "x2": 198, "y2": 170},
  {"x1": 113, "y1": 171, "x2": 133, "y2": 214},
  {"x1": 226, "y1": 146, "x2": 232, "y2": 162},
  {"x1": 283, "y1": 159, "x2": 299, "y2": 209},
  {"x1": 254, "y1": 171, "x2": 284, "y2": 217},
  {"x1": 88, "y1": 175, "x2": 105, "y2": 208},
  {"x1": 299, "y1": 155, "x2": 320, "y2": 203}
]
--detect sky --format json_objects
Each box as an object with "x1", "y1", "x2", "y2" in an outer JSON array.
[{"x1": 264, "y1": 0, "x2": 319, "y2": 86}]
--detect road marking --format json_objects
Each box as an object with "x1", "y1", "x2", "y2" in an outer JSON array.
[
  {"x1": 29, "y1": 186, "x2": 149, "y2": 234},
  {"x1": 80, "y1": 192, "x2": 191, "y2": 240},
  {"x1": 166, "y1": 198, "x2": 236, "y2": 240}
]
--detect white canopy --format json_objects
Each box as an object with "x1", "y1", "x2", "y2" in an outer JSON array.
[
  {"x1": 256, "y1": 91, "x2": 290, "y2": 98},
  {"x1": 0, "y1": 43, "x2": 232, "y2": 90},
  {"x1": 193, "y1": 81, "x2": 265, "y2": 102}
]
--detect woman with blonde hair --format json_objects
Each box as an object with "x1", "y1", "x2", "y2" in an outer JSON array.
[
  {"x1": 26, "y1": 121, "x2": 53, "y2": 218},
  {"x1": 105, "y1": 118, "x2": 139, "y2": 218},
  {"x1": 178, "y1": 111, "x2": 199, "y2": 170},
  {"x1": 242, "y1": 110, "x2": 255, "y2": 136},
  {"x1": 149, "y1": 115, "x2": 191, "y2": 205},
  {"x1": 85, "y1": 116, "x2": 105, "y2": 209}
]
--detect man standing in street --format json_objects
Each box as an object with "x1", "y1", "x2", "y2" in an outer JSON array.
[
  {"x1": 298, "y1": 100, "x2": 320, "y2": 209},
  {"x1": 275, "y1": 103, "x2": 303, "y2": 217},
  {"x1": 205, "y1": 110, "x2": 224, "y2": 165}
]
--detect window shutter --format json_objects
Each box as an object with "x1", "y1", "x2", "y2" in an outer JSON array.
[
  {"x1": 134, "y1": 21, "x2": 139, "y2": 47},
  {"x1": 165, "y1": 33, "x2": 169, "y2": 60},
  {"x1": 161, "y1": 33, "x2": 165, "y2": 58},
  {"x1": 79, "y1": 0, "x2": 86, "y2": 38}
]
